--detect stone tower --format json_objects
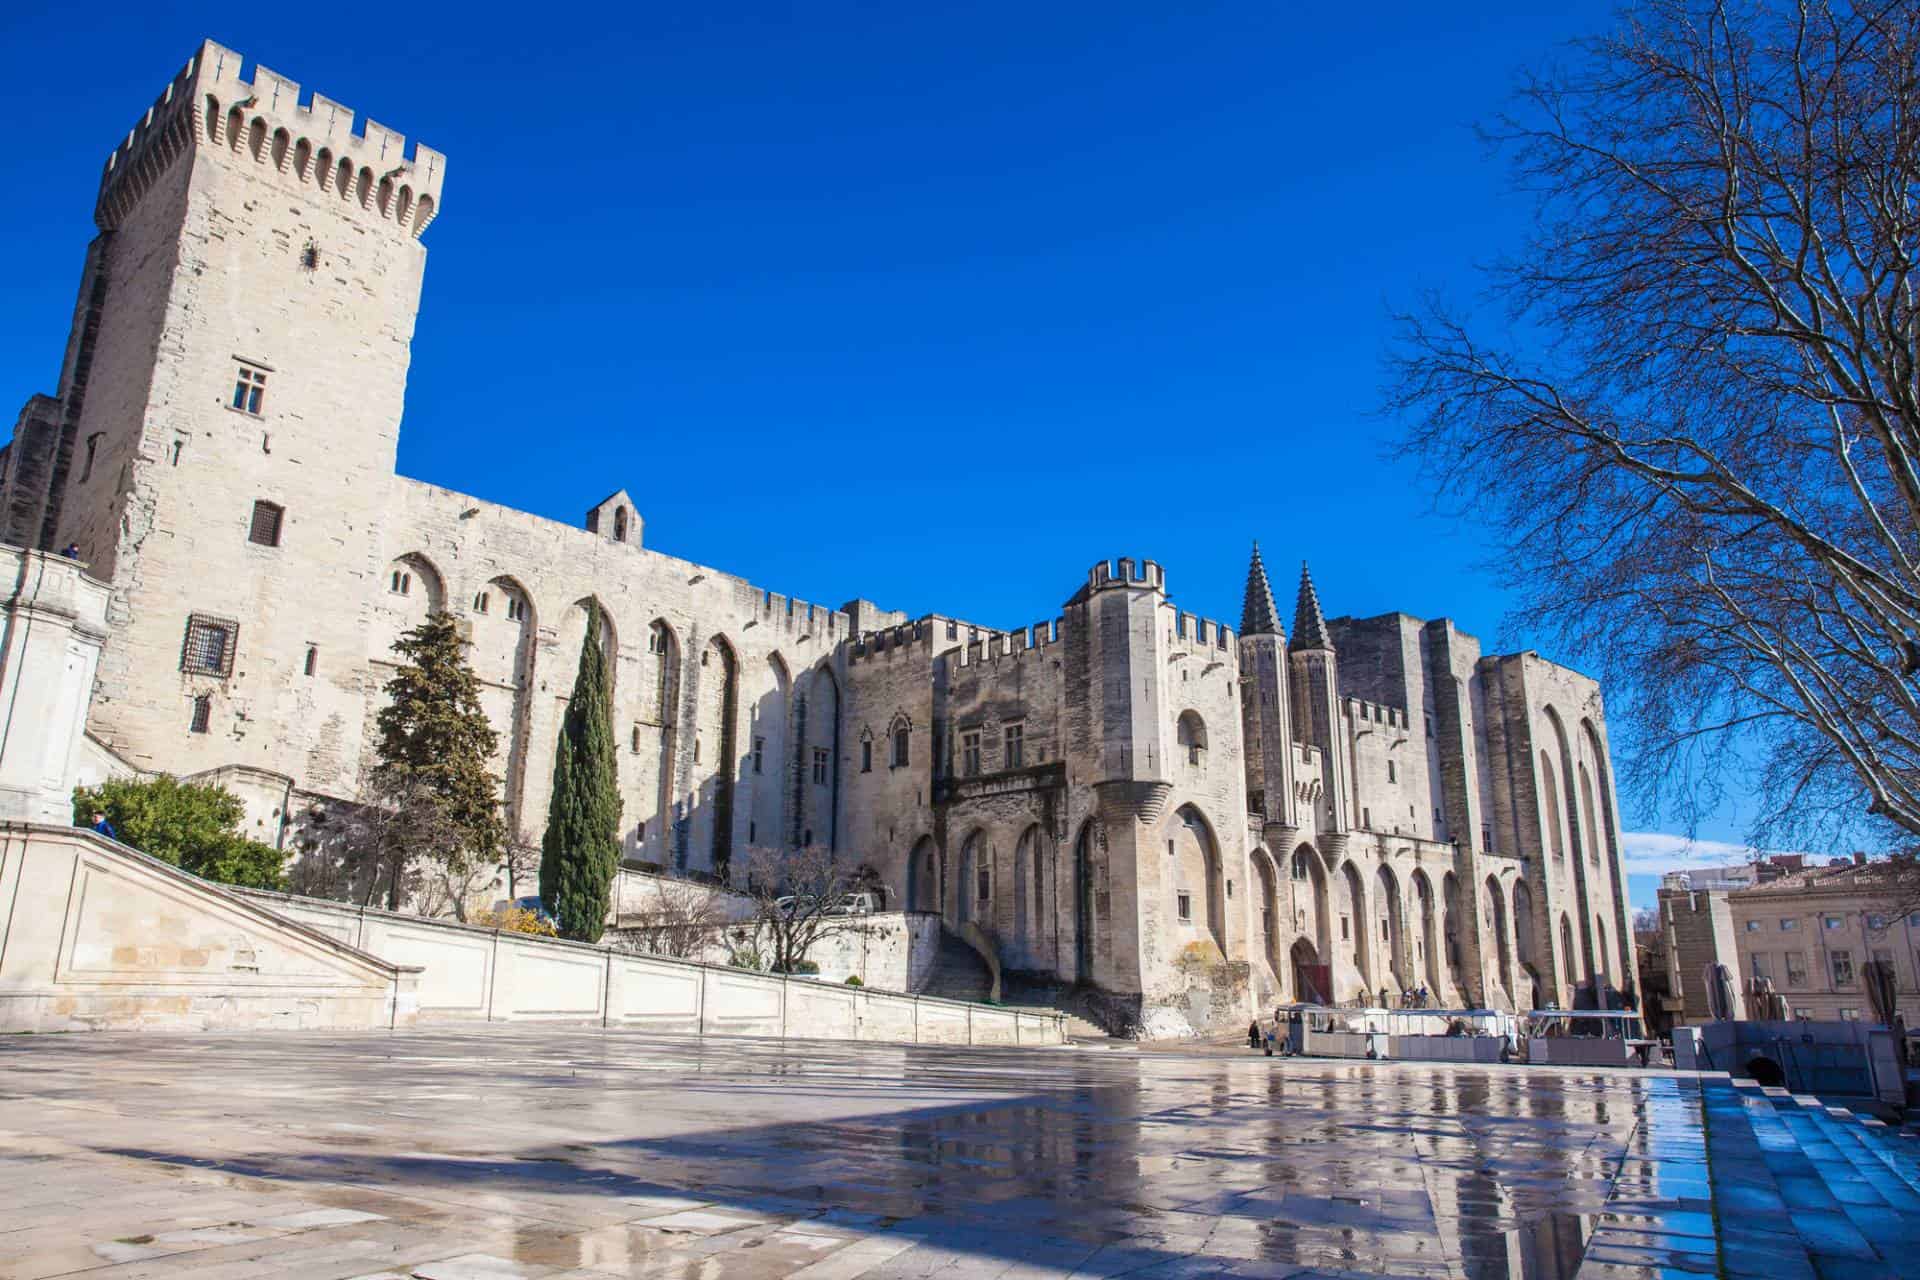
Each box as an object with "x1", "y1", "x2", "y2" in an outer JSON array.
[
  {"x1": 1289, "y1": 562, "x2": 1348, "y2": 848},
  {"x1": 1237, "y1": 543, "x2": 1297, "y2": 843},
  {"x1": 0, "y1": 40, "x2": 447, "y2": 786},
  {"x1": 1063, "y1": 558, "x2": 1171, "y2": 995}
]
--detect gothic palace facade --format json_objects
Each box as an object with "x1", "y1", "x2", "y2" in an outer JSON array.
[{"x1": 0, "y1": 42, "x2": 1634, "y2": 1035}]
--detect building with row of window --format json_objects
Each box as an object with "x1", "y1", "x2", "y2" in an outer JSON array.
[
  {"x1": 1655, "y1": 857, "x2": 1920, "y2": 1025},
  {"x1": 0, "y1": 41, "x2": 1636, "y2": 1035}
]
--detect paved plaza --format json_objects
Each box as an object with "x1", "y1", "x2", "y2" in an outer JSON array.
[{"x1": 0, "y1": 1029, "x2": 1915, "y2": 1278}]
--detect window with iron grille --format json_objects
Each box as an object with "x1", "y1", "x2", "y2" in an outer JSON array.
[
  {"x1": 181, "y1": 614, "x2": 237, "y2": 677},
  {"x1": 248, "y1": 500, "x2": 283, "y2": 547},
  {"x1": 189, "y1": 694, "x2": 211, "y2": 734}
]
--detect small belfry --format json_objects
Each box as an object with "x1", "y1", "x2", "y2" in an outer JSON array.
[{"x1": 0, "y1": 38, "x2": 1639, "y2": 1038}]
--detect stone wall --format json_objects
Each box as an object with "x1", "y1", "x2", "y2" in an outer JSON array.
[
  {"x1": 0, "y1": 547, "x2": 109, "y2": 822},
  {"x1": 242, "y1": 890, "x2": 1061, "y2": 1046}
]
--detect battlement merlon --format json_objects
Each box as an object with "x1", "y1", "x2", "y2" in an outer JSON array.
[
  {"x1": 1085, "y1": 557, "x2": 1165, "y2": 594},
  {"x1": 97, "y1": 40, "x2": 447, "y2": 235}
]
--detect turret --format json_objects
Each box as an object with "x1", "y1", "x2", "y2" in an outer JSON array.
[
  {"x1": 1237, "y1": 543, "x2": 1296, "y2": 834},
  {"x1": 1073, "y1": 557, "x2": 1170, "y2": 791},
  {"x1": 1289, "y1": 562, "x2": 1349, "y2": 839}
]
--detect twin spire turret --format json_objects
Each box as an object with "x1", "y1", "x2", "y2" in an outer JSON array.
[{"x1": 1240, "y1": 543, "x2": 1333, "y2": 650}]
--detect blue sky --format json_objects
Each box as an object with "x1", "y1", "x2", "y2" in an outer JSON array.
[{"x1": 1, "y1": 2, "x2": 1759, "y2": 903}]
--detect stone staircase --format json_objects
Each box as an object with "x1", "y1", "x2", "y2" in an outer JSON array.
[
  {"x1": 1676, "y1": 1078, "x2": 1920, "y2": 1276},
  {"x1": 914, "y1": 933, "x2": 1111, "y2": 1038},
  {"x1": 999, "y1": 974, "x2": 1120, "y2": 1040},
  {"x1": 917, "y1": 928, "x2": 994, "y2": 1005}
]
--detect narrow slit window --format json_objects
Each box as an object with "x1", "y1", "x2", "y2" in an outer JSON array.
[{"x1": 303, "y1": 645, "x2": 317, "y2": 677}]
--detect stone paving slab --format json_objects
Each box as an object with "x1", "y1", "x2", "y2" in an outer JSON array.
[{"x1": 0, "y1": 1027, "x2": 1908, "y2": 1278}]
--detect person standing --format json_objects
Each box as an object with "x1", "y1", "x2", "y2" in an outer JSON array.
[{"x1": 87, "y1": 810, "x2": 117, "y2": 842}]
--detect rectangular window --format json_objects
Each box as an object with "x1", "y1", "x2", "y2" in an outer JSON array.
[
  {"x1": 181, "y1": 614, "x2": 237, "y2": 677},
  {"x1": 892, "y1": 727, "x2": 910, "y2": 768},
  {"x1": 303, "y1": 645, "x2": 317, "y2": 677},
  {"x1": 231, "y1": 363, "x2": 268, "y2": 415},
  {"x1": 861, "y1": 740, "x2": 872, "y2": 773},
  {"x1": 1745, "y1": 920, "x2": 1761, "y2": 932},
  {"x1": 1786, "y1": 951, "x2": 1808, "y2": 987},
  {"x1": 1387, "y1": 760, "x2": 1396, "y2": 783},
  {"x1": 693, "y1": 738, "x2": 701, "y2": 763},
  {"x1": 1004, "y1": 723, "x2": 1024, "y2": 770},
  {"x1": 977, "y1": 869, "x2": 989, "y2": 901},
  {"x1": 189, "y1": 693, "x2": 211, "y2": 734},
  {"x1": 1839, "y1": 1008, "x2": 1861, "y2": 1021},
  {"x1": 1362, "y1": 807, "x2": 1371, "y2": 828},
  {"x1": 1831, "y1": 949, "x2": 1854, "y2": 986},
  {"x1": 1177, "y1": 892, "x2": 1192, "y2": 922},
  {"x1": 1867, "y1": 914, "x2": 1887, "y2": 931},
  {"x1": 812, "y1": 749, "x2": 828, "y2": 786},
  {"x1": 961, "y1": 731, "x2": 981, "y2": 777},
  {"x1": 631, "y1": 725, "x2": 642, "y2": 753},
  {"x1": 1824, "y1": 915, "x2": 1844, "y2": 930},
  {"x1": 247, "y1": 499, "x2": 284, "y2": 547},
  {"x1": 752, "y1": 737, "x2": 765, "y2": 774},
  {"x1": 1780, "y1": 918, "x2": 1800, "y2": 931},
  {"x1": 1341, "y1": 915, "x2": 1351, "y2": 941}
]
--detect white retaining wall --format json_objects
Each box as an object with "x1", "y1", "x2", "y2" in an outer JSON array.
[
  {"x1": 0, "y1": 823, "x2": 418, "y2": 1033},
  {"x1": 241, "y1": 891, "x2": 1064, "y2": 1047}
]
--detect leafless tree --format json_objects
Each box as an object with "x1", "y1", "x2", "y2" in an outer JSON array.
[
  {"x1": 1388, "y1": 0, "x2": 1920, "y2": 903},
  {"x1": 502, "y1": 836, "x2": 541, "y2": 903},
  {"x1": 619, "y1": 876, "x2": 728, "y2": 960},
  {"x1": 743, "y1": 844, "x2": 863, "y2": 975},
  {"x1": 294, "y1": 769, "x2": 473, "y2": 916}
]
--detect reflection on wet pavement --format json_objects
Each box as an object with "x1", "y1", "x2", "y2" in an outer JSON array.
[{"x1": 0, "y1": 1027, "x2": 1912, "y2": 1277}]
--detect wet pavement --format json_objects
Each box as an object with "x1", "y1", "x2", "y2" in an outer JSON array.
[{"x1": 0, "y1": 1027, "x2": 1913, "y2": 1278}]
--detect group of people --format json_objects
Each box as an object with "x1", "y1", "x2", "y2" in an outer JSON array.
[{"x1": 1247, "y1": 1007, "x2": 1305, "y2": 1057}]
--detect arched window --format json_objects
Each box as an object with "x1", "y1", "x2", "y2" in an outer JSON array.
[
  {"x1": 890, "y1": 716, "x2": 911, "y2": 768},
  {"x1": 1176, "y1": 710, "x2": 1207, "y2": 766},
  {"x1": 1291, "y1": 849, "x2": 1310, "y2": 881}
]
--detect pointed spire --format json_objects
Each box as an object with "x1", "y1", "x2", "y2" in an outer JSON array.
[
  {"x1": 1241, "y1": 542, "x2": 1283, "y2": 637},
  {"x1": 1293, "y1": 561, "x2": 1332, "y2": 650}
]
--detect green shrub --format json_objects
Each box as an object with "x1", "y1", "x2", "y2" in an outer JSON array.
[
  {"x1": 72, "y1": 777, "x2": 286, "y2": 890},
  {"x1": 844, "y1": 974, "x2": 863, "y2": 987}
]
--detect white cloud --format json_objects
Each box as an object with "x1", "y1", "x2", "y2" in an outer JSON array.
[{"x1": 1618, "y1": 831, "x2": 1814, "y2": 876}]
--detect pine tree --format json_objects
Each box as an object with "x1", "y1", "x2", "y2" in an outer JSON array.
[
  {"x1": 541, "y1": 601, "x2": 623, "y2": 941},
  {"x1": 372, "y1": 612, "x2": 504, "y2": 911}
]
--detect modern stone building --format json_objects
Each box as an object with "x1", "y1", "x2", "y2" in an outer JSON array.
[
  {"x1": 0, "y1": 41, "x2": 1635, "y2": 1035},
  {"x1": 1658, "y1": 858, "x2": 1920, "y2": 1025}
]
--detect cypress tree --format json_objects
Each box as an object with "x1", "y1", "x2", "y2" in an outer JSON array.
[
  {"x1": 541, "y1": 601, "x2": 623, "y2": 941},
  {"x1": 373, "y1": 612, "x2": 504, "y2": 910}
]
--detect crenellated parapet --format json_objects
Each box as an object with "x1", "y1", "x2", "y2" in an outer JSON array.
[
  {"x1": 96, "y1": 39, "x2": 447, "y2": 237},
  {"x1": 1342, "y1": 697, "x2": 1409, "y2": 732},
  {"x1": 1085, "y1": 556, "x2": 1165, "y2": 594},
  {"x1": 940, "y1": 617, "x2": 1064, "y2": 673},
  {"x1": 1169, "y1": 609, "x2": 1236, "y2": 656}
]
